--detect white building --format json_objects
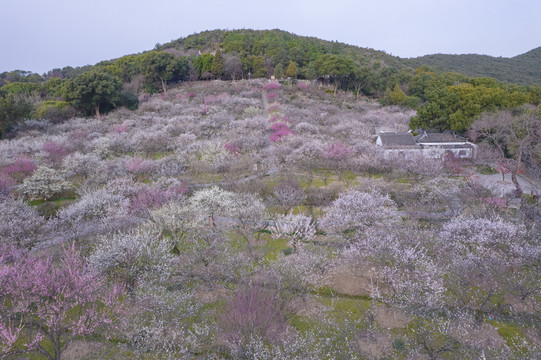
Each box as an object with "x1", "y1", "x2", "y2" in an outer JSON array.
[{"x1": 376, "y1": 131, "x2": 477, "y2": 160}]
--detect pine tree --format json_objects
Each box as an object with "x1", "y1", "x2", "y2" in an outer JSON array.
[
  {"x1": 274, "y1": 63, "x2": 285, "y2": 79},
  {"x1": 286, "y1": 61, "x2": 298, "y2": 79},
  {"x1": 211, "y1": 49, "x2": 224, "y2": 79}
]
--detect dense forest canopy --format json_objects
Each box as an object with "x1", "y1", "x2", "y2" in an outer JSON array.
[{"x1": 406, "y1": 46, "x2": 541, "y2": 86}]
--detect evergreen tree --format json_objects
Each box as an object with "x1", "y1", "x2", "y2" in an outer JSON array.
[
  {"x1": 389, "y1": 84, "x2": 406, "y2": 105},
  {"x1": 251, "y1": 56, "x2": 268, "y2": 78},
  {"x1": 286, "y1": 61, "x2": 298, "y2": 79},
  {"x1": 273, "y1": 63, "x2": 284, "y2": 79},
  {"x1": 63, "y1": 69, "x2": 122, "y2": 117},
  {"x1": 211, "y1": 49, "x2": 224, "y2": 79}
]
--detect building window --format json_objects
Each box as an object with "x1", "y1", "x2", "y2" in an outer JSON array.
[{"x1": 458, "y1": 150, "x2": 467, "y2": 157}]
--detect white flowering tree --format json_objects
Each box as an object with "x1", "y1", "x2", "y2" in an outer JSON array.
[
  {"x1": 21, "y1": 166, "x2": 71, "y2": 200},
  {"x1": 89, "y1": 226, "x2": 174, "y2": 292},
  {"x1": 189, "y1": 186, "x2": 236, "y2": 228},
  {"x1": 230, "y1": 192, "x2": 268, "y2": 255},
  {"x1": 270, "y1": 211, "x2": 316, "y2": 252},
  {"x1": 0, "y1": 197, "x2": 46, "y2": 249},
  {"x1": 321, "y1": 189, "x2": 396, "y2": 238},
  {"x1": 438, "y1": 215, "x2": 539, "y2": 316}
]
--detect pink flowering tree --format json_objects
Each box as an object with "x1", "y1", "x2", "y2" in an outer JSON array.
[
  {"x1": 0, "y1": 244, "x2": 124, "y2": 360},
  {"x1": 1, "y1": 156, "x2": 37, "y2": 181},
  {"x1": 269, "y1": 122, "x2": 294, "y2": 142},
  {"x1": 218, "y1": 284, "x2": 290, "y2": 349},
  {"x1": 42, "y1": 141, "x2": 69, "y2": 165},
  {"x1": 322, "y1": 142, "x2": 354, "y2": 179}
]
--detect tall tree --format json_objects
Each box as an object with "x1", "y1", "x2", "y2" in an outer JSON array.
[
  {"x1": 273, "y1": 63, "x2": 284, "y2": 79},
  {"x1": 193, "y1": 53, "x2": 214, "y2": 80},
  {"x1": 63, "y1": 69, "x2": 122, "y2": 117},
  {"x1": 285, "y1": 61, "x2": 298, "y2": 79},
  {"x1": 251, "y1": 56, "x2": 268, "y2": 78},
  {"x1": 211, "y1": 49, "x2": 224, "y2": 79},
  {"x1": 314, "y1": 54, "x2": 355, "y2": 94},
  {"x1": 0, "y1": 93, "x2": 32, "y2": 138},
  {"x1": 141, "y1": 51, "x2": 189, "y2": 93}
]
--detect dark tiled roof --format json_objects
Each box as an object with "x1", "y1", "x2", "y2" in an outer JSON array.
[
  {"x1": 378, "y1": 132, "x2": 417, "y2": 146},
  {"x1": 416, "y1": 133, "x2": 467, "y2": 143}
]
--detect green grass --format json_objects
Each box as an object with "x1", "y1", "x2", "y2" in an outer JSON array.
[
  {"x1": 488, "y1": 320, "x2": 528, "y2": 351},
  {"x1": 315, "y1": 285, "x2": 372, "y2": 301},
  {"x1": 264, "y1": 237, "x2": 290, "y2": 261},
  {"x1": 475, "y1": 164, "x2": 498, "y2": 175},
  {"x1": 290, "y1": 315, "x2": 312, "y2": 332}
]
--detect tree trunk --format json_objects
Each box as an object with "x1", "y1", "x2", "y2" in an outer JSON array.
[
  {"x1": 511, "y1": 171, "x2": 523, "y2": 198},
  {"x1": 160, "y1": 77, "x2": 167, "y2": 94},
  {"x1": 95, "y1": 104, "x2": 100, "y2": 118}
]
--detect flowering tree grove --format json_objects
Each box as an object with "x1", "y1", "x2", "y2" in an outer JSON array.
[{"x1": 0, "y1": 244, "x2": 124, "y2": 360}]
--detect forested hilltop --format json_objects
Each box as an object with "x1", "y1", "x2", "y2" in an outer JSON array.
[
  {"x1": 1, "y1": 29, "x2": 540, "y2": 138},
  {"x1": 406, "y1": 47, "x2": 541, "y2": 86}
]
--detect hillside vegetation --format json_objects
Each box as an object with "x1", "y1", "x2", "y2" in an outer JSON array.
[
  {"x1": 1, "y1": 29, "x2": 540, "y2": 139},
  {"x1": 406, "y1": 47, "x2": 541, "y2": 86},
  {"x1": 1, "y1": 79, "x2": 541, "y2": 359}
]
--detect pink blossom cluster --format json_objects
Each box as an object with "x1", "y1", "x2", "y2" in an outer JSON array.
[
  {"x1": 266, "y1": 92, "x2": 277, "y2": 100},
  {"x1": 269, "y1": 122, "x2": 295, "y2": 143},
  {"x1": 262, "y1": 82, "x2": 281, "y2": 91},
  {"x1": 125, "y1": 157, "x2": 154, "y2": 175},
  {"x1": 113, "y1": 124, "x2": 131, "y2": 133},
  {"x1": 323, "y1": 142, "x2": 354, "y2": 161},
  {"x1": 297, "y1": 83, "x2": 308, "y2": 91},
  {"x1": 204, "y1": 95, "x2": 216, "y2": 105},
  {"x1": 224, "y1": 142, "x2": 240, "y2": 155},
  {"x1": 129, "y1": 187, "x2": 170, "y2": 216},
  {"x1": 1, "y1": 156, "x2": 37, "y2": 181},
  {"x1": 42, "y1": 141, "x2": 69, "y2": 163},
  {"x1": 200, "y1": 105, "x2": 210, "y2": 115},
  {"x1": 483, "y1": 196, "x2": 507, "y2": 208}
]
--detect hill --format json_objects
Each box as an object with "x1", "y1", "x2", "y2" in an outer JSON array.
[
  {"x1": 405, "y1": 47, "x2": 541, "y2": 86},
  {"x1": 157, "y1": 28, "x2": 406, "y2": 70}
]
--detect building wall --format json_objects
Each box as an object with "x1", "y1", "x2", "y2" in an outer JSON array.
[{"x1": 380, "y1": 145, "x2": 476, "y2": 160}]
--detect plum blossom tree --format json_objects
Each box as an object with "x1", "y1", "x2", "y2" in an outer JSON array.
[
  {"x1": 271, "y1": 179, "x2": 306, "y2": 214},
  {"x1": 470, "y1": 110, "x2": 541, "y2": 198},
  {"x1": 189, "y1": 186, "x2": 236, "y2": 228},
  {"x1": 230, "y1": 192, "x2": 268, "y2": 255},
  {"x1": 322, "y1": 142, "x2": 354, "y2": 179},
  {"x1": 321, "y1": 189, "x2": 396, "y2": 238},
  {"x1": 88, "y1": 226, "x2": 173, "y2": 292},
  {"x1": 21, "y1": 166, "x2": 71, "y2": 200},
  {"x1": 0, "y1": 244, "x2": 124, "y2": 360},
  {"x1": 0, "y1": 197, "x2": 46, "y2": 249},
  {"x1": 438, "y1": 216, "x2": 537, "y2": 317},
  {"x1": 218, "y1": 284, "x2": 290, "y2": 349},
  {"x1": 271, "y1": 211, "x2": 316, "y2": 252},
  {"x1": 344, "y1": 229, "x2": 445, "y2": 308}
]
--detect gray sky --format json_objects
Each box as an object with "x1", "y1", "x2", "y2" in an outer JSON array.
[{"x1": 1, "y1": 0, "x2": 540, "y2": 74}]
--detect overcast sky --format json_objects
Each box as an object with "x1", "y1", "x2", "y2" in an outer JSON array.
[{"x1": 1, "y1": 0, "x2": 540, "y2": 74}]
